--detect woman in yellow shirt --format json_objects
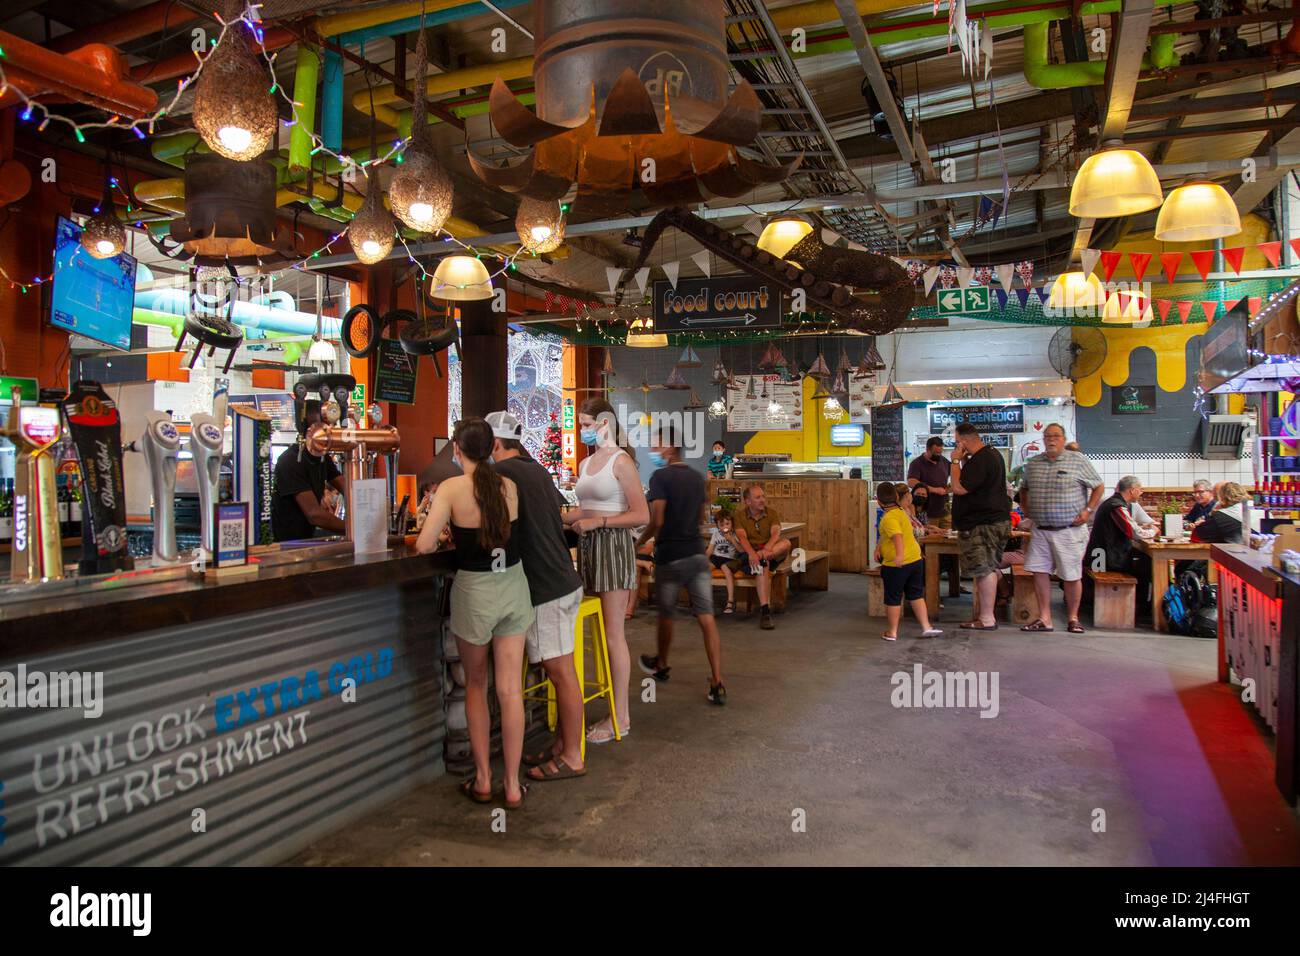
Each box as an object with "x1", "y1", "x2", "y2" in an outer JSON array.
[{"x1": 873, "y1": 482, "x2": 943, "y2": 641}]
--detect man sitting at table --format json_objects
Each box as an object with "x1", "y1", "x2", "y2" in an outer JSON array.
[
  {"x1": 1185, "y1": 479, "x2": 1217, "y2": 528},
  {"x1": 734, "y1": 483, "x2": 792, "y2": 631},
  {"x1": 1018, "y1": 423, "x2": 1104, "y2": 634},
  {"x1": 1086, "y1": 475, "x2": 1152, "y2": 612},
  {"x1": 1191, "y1": 481, "x2": 1248, "y2": 545}
]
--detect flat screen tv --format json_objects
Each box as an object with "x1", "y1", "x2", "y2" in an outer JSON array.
[{"x1": 50, "y1": 215, "x2": 137, "y2": 351}]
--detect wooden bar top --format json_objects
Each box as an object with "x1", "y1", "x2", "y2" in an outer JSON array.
[{"x1": 1212, "y1": 543, "x2": 1285, "y2": 598}]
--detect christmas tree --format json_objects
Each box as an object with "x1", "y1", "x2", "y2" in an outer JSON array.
[{"x1": 540, "y1": 411, "x2": 563, "y2": 477}]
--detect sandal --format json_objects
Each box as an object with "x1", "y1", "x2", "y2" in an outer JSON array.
[
  {"x1": 459, "y1": 776, "x2": 494, "y2": 804},
  {"x1": 585, "y1": 720, "x2": 630, "y2": 745},
  {"x1": 1019, "y1": 620, "x2": 1054, "y2": 632},
  {"x1": 522, "y1": 743, "x2": 560, "y2": 767},
  {"x1": 526, "y1": 756, "x2": 587, "y2": 782},
  {"x1": 723, "y1": 600, "x2": 735, "y2": 615},
  {"x1": 959, "y1": 620, "x2": 999, "y2": 630},
  {"x1": 1067, "y1": 620, "x2": 1085, "y2": 634},
  {"x1": 504, "y1": 783, "x2": 529, "y2": 811}
]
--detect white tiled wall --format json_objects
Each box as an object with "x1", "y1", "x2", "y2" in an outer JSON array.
[{"x1": 1091, "y1": 454, "x2": 1254, "y2": 491}]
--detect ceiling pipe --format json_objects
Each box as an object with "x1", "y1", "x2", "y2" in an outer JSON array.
[
  {"x1": 129, "y1": 27, "x2": 295, "y2": 84},
  {"x1": 288, "y1": 39, "x2": 321, "y2": 174},
  {"x1": 0, "y1": 31, "x2": 159, "y2": 117},
  {"x1": 47, "y1": 0, "x2": 201, "y2": 54},
  {"x1": 1023, "y1": 20, "x2": 1177, "y2": 89}
]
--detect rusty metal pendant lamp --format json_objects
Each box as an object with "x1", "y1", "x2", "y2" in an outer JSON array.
[
  {"x1": 165, "y1": 153, "x2": 292, "y2": 267},
  {"x1": 469, "y1": 0, "x2": 799, "y2": 212}
]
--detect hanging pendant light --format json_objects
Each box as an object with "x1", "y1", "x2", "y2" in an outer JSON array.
[
  {"x1": 757, "y1": 214, "x2": 814, "y2": 260},
  {"x1": 1154, "y1": 181, "x2": 1242, "y2": 242},
  {"x1": 193, "y1": 2, "x2": 277, "y2": 162},
  {"x1": 708, "y1": 397, "x2": 728, "y2": 420},
  {"x1": 389, "y1": 22, "x2": 454, "y2": 232},
  {"x1": 348, "y1": 169, "x2": 396, "y2": 265},
  {"x1": 766, "y1": 397, "x2": 786, "y2": 421},
  {"x1": 626, "y1": 316, "x2": 667, "y2": 347},
  {"x1": 308, "y1": 274, "x2": 335, "y2": 363},
  {"x1": 81, "y1": 178, "x2": 126, "y2": 259},
  {"x1": 1101, "y1": 289, "x2": 1153, "y2": 324},
  {"x1": 822, "y1": 395, "x2": 845, "y2": 421},
  {"x1": 432, "y1": 254, "x2": 493, "y2": 301},
  {"x1": 1068, "y1": 142, "x2": 1163, "y2": 218},
  {"x1": 1047, "y1": 271, "x2": 1104, "y2": 312},
  {"x1": 516, "y1": 197, "x2": 565, "y2": 254}
]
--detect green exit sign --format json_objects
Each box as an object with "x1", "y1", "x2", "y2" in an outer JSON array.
[
  {"x1": 937, "y1": 286, "x2": 990, "y2": 315},
  {"x1": 351, "y1": 383, "x2": 366, "y2": 407},
  {"x1": 562, "y1": 402, "x2": 574, "y2": 428}
]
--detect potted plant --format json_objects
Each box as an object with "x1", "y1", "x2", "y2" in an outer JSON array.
[{"x1": 1159, "y1": 503, "x2": 1184, "y2": 538}]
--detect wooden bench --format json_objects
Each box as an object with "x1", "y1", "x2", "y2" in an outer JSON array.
[
  {"x1": 793, "y1": 549, "x2": 830, "y2": 591},
  {"x1": 1010, "y1": 567, "x2": 1037, "y2": 626},
  {"x1": 865, "y1": 566, "x2": 920, "y2": 619},
  {"x1": 1088, "y1": 569, "x2": 1137, "y2": 629}
]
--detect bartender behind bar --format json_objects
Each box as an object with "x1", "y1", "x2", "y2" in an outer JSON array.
[{"x1": 272, "y1": 399, "x2": 346, "y2": 541}]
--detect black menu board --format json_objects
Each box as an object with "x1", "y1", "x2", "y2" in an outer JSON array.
[
  {"x1": 870, "y1": 404, "x2": 904, "y2": 481},
  {"x1": 373, "y1": 338, "x2": 419, "y2": 405}
]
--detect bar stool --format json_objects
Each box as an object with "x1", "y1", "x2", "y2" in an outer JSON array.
[{"x1": 521, "y1": 595, "x2": 621, "y2": 759}]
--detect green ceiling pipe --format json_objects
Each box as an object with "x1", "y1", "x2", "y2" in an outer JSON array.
[
  {"x1": 1023, "y1": 20, "x2": 1178, "y2": 89},
  {"x1": 288, "y1": 41, "x2": 322, "y2": 175},
  {"x1": 132, "y1": 308, "x2": 185, "y2": 337}
]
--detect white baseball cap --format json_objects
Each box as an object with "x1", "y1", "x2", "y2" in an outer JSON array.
[{"x1": 485, "y1": 410, "x2": 522, "y2": 440}]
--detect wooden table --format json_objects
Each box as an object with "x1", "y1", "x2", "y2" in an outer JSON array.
[
  {"x1": 919, "y1": 533, "x2": 962, "y2": 619},
  {"x1": 1133, "y1": 536, "x2": 1213, "y2": 632}
]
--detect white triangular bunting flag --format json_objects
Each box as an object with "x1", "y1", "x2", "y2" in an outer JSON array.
[
  {"x1": 634, "y1": 267, "x2": 651, "y2": 297},
  {"x1": 606, "y1": 266, "x2": 622, "y2": 296},
  {"x1": 662, "y1": 260, "x2": 680, "y2": 289},
  {"x1": 923, "y1": 266, "x2": 941, "y2": 296},
  {"x1": 691, "y1": 250, "x2": 712, "y2": 278},
  {"x1": 996, "y1": 263, "x2": 1014, "y2": 290},
  {"x1": 956, "y1": 266, "x2": 974, "y2": 287},
  {"x1": 821, "y1": 228, "x2": 841, "y2": 246},
  {"x1": 1080, "y1": 248, "x2": 1101, "y2": 277},
  {"x1": 743, "y1": 217, "x2": 764, "y2": 238}
]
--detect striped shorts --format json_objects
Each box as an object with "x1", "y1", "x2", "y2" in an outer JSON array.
[{"x1": 578, "y1": 526, "x2": 637, "y2": 593}]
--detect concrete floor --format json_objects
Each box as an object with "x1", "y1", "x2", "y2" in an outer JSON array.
[{"x1": 289, "y1": 573, "x2": 1300, "y2": 866}]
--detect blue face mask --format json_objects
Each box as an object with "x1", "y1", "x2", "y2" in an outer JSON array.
[
  {"x1": 712, "y1": 450, "x2": 724, "y2": 458},
  {"x1": 580, "y1": 428, "x2": 599, "y2": 446},
  {"x1": 649, "y1": 451, "x2": 667, "y2": 468}
]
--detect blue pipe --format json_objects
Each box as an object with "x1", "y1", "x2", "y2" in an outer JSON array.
[
  {"x1": 335, "y1": 0, "x2": 530, "y2": 47},
  {"x1": 321, "y1": 49, "x2": 344, "y2": 152},
  {"x1": 135, "y1": 289, "x2": 342, "y2": 337}
]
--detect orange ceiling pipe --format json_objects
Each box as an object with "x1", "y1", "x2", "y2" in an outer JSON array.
[
  {"x1": 0, "y1": 31, "x2": 158, "y2": 117},
  {"x1": 129, "y1": 26, "x2": 296, "y2": 83},
  {"x1": 48, "y1": 0, "x2": 201, "y2": 54}
]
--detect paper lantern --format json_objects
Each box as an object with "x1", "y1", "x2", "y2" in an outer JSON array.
[
  {"x1": 1154, "y1": 182, "x2": 1242, "y2": 242},
  {"x1": 757, "y1": 216, "x2": 814, "y2": 260},
  {"x1": 1068, "y1": 145, "x2": 1163, "y2": 218},
  {"x1": 192, "y1": 15, "x2": 277, "y2": 162},
  {"x1": 347, "y1": 171, "x2": 396, "y2": 265},
  {"x1": 431, "y1": 255, "x2": 493, "y2": 301},
  {"x1": 515, "y1": 197, "x2": 565, "y2": 254}
]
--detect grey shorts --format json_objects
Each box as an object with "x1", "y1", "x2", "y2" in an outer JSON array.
[
  {"x1": 654, "y1": 553, "x2": 715, "y2": 619},
  {"x1": 450, "y1": 562, "x2": 535, "y2": 646},
  {"x1": 526, "y1": 586, "x2": 583, "y2": 664}
]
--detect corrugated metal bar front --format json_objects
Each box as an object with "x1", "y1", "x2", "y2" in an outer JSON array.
[{"x1": 0, "y1": 578, "x2": 444, "y2": 865}]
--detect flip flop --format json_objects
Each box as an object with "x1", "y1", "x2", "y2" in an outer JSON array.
[
  {"x1": 526, "y1": 756, "x2": 588, "y2": 782},
  {"x1": 459, "y1": 776, "x2": 494, "y2": 804},
  {"x1": 586, "y1": 721, "x2": 630, "y2": 745},
  {"x1": 504, "y1": 783, "x2": 529, "y2": 811},
  {"x1": 1019, "y1": 620, "x2": 1054, "y2": 632},
  {"x1": 1067, "y1": 620, "x2": 1086, "y2": 634},
  {"x1": 959, "y1": 621, "x2": 998, "y2": 630}
]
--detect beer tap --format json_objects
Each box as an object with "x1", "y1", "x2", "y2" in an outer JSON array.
[
  {"x1": 189, "y1": 378, "x2": 228, "y2": 557},
  {"x1": 125, "y1": 410, "x2": 182, "y2": 562},
  {"x1": 2, "y1": 387, "x2": 64, "y2": 582}
]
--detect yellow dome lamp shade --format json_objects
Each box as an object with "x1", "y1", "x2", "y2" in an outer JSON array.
[
  {"x1": 1047, "y1": 271, "x2": 1104, "y2": 313},
  {"x1": 1068, "y1": 142, "x2": 1163, "y2": 218},
  {"x1": 1101, "y1": 289, "x2": 1154, "y2": 325},
  {"x1": 756, "y1": 216, "x2": 814, "y2": 260},
  {"x1": 431, "y1": 255, "x2": 494, "y2": 301},
  {"x1": 625, "y1": 317, "x2": 668, "y2": 348},
  {"x1": 1154, "y1": 181, "x2": 1242, "y2": 242}
]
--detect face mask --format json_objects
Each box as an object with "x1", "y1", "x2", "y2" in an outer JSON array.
[
  {"x1": 452, "y1": 451, "x2": 462, "y2": 470},
  {"x1": 649, "y1": 451, "x2": 667, "y2": 468},
  {"x1": 580, "y1": 428, "x2": 599, "y2": 446},
  {"x1": 712, "y1": 450, "x2": 724, "y2": 459}
]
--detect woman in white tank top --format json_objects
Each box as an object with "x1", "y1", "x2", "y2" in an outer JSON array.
[{"x1": 563, "y1": 398, "x2": 648, "y2": 744}]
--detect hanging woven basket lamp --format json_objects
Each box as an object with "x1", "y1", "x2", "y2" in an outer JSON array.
[
  {"x1": 193, "y1": 2, "x2": 278, "y2": 162},
  {"x1": 390, "y1": 22, "x2": 454, "y2": 232},
  {"x1": 516, "y1": 197, "x2": 566, "y2": 254},
  {"x1": 81, "y1": 178, "x2": 126, "y2": 259},
  {"x1": 348, "y1": 169, "x2": 396, "y2": 265}
]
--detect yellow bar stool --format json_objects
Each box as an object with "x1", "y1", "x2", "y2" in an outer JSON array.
[{"x1": 521, "y1": 595, "x2": 621, "y2": 759}]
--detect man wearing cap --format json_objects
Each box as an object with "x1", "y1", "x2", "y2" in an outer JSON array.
[{"x1": 486, "y1": 410, "x2": 588, "y2": 781}]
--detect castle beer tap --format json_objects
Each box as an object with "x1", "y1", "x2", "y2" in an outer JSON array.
[{"x1": 2, "y1": 387, "x2": 64, "y2": 582}]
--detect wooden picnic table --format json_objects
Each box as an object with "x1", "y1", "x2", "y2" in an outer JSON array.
[
  {"x1": 919, "y1": 532, "x2": 963, "y2": 619},
  {"x1": 1132, "y1": 536, "x2": 1215, "y2": 632}
]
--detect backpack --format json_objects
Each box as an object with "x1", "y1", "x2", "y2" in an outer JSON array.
[{"x1": 1162, "y1": 583, "x2": 1194, "y2": 635}]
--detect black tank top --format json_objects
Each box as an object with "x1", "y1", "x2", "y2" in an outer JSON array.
[{"x1": 451, "y1": 520, "x2": 521, "y2": 571}]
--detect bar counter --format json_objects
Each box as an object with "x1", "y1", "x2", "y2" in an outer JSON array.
[{"x1": 0, "y1": 540, "x2": 455, "y2": 865}]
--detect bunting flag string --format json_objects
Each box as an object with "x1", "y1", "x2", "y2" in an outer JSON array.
[
  {"x1": 1177, "y1": 300, "x2": 1194, "y2": 324},
  {"x1": 1099, "y1": 251, "x2": 1123, "y2": 282},
  {"x1": 1160, "y1": 252, "x2": 1183, "y2": 286},
  {"x1": 1201, "y1": 300, "x2": 1218, "y2": 323},
  {"x1": 1129, "y1": 252, "x2": 1152, "y2": 283},
  {"x1": 1189, "y1": 250, "x2": 1215, "y2": 281}
]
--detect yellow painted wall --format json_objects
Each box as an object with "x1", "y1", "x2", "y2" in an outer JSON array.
[{"x1": 741, "y1": 376, "x2": 872, "y2": 458}]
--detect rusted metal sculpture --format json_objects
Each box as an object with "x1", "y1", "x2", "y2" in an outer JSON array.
[
  {"x1": 613, "y1": 206, "x2": 914, "y2": 334},
  {"x1": 469, "y1": 0, "x2": 798, "y2": 212},
  {"x1": 163, "y1": 154, "x2": 293, "y2": 267}
]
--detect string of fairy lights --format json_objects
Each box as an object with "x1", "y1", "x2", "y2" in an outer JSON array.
[{"x1": 0, "y1": 2, "x2": 525, "y2": 294}]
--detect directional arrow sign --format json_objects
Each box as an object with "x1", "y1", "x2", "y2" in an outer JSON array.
[
  {"x1": 936, "y1": 287, "x2": 990, "y2": 315},
  {"x1": 938, "y1": 292, "x2": 964, "y2": 313}
]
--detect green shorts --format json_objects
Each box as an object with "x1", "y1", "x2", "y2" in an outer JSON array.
[
  {"x1": 450, "y1": 562, "x2": 535, "y2": 646},
  {"x1": 958, "y1": 520, "x2": 1011, "y2": 579}
]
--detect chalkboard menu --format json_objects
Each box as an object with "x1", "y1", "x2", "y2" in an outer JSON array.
[
  {"x1": 373, "y1": 338, "x2": 419, "y2": 405},
  {"x1": 870, "y1": 404, "x2": 904, "y2": 481}
]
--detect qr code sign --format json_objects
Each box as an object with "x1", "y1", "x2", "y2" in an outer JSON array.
[{"x1": 219, "y1": 520, "x2": 244, "y2": 551}]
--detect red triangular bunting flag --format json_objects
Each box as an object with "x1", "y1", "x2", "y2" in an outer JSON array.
[
  {"x1": 1128, "y1": 252, "x2": 1153, "y2": 283},
  {"x1": 1160, "y1": 252, "x2": 1183, "y2": 285},
  {"x1": 1223, "y1": 296, "x2": 1243, "y2": 314},
  {"x1": 1290, "y1": 238, "x2": 1300, "y2": 262},
  {"x1": 1117, "y1": 292, "x2": 1131, "y2": 313},
  {"x1": 1177, "y1": 300, "x2": 1193, "y2": 323},
  {"x1": 1248, "y1": 296, "x2": 1262, "y2": 315},
  {"x1": 1156, "y1": 299, "x2": 1173, "y2": 323},
  {"x1": 1258, "y1": 241, "x2": 1282, "y2": 268},
  {"x1": 1189, "y1": 250, "x2": 1215, "y2": 280},
  {"x1": 1201, "y1": 300, "x2": 1218, "y2": 323},
  {"x1": 1099, "y1": 251, "x2": 1123, "y2": 282},
  {"x1": 1221, "y1": 247, "x2": 1245, "y2": 275}
]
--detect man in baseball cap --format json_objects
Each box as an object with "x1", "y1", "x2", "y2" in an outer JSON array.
[{"x1": 487, "y1": 410, "x2": 588, "y2": 781}]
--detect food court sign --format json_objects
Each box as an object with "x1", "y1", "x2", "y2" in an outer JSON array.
[
  {"x1": 652, "y1": 277, "x2": 781, "y2": 331},
  {"x1": 928, "y1": 404, "x2": 1025, "y2": 434}
]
